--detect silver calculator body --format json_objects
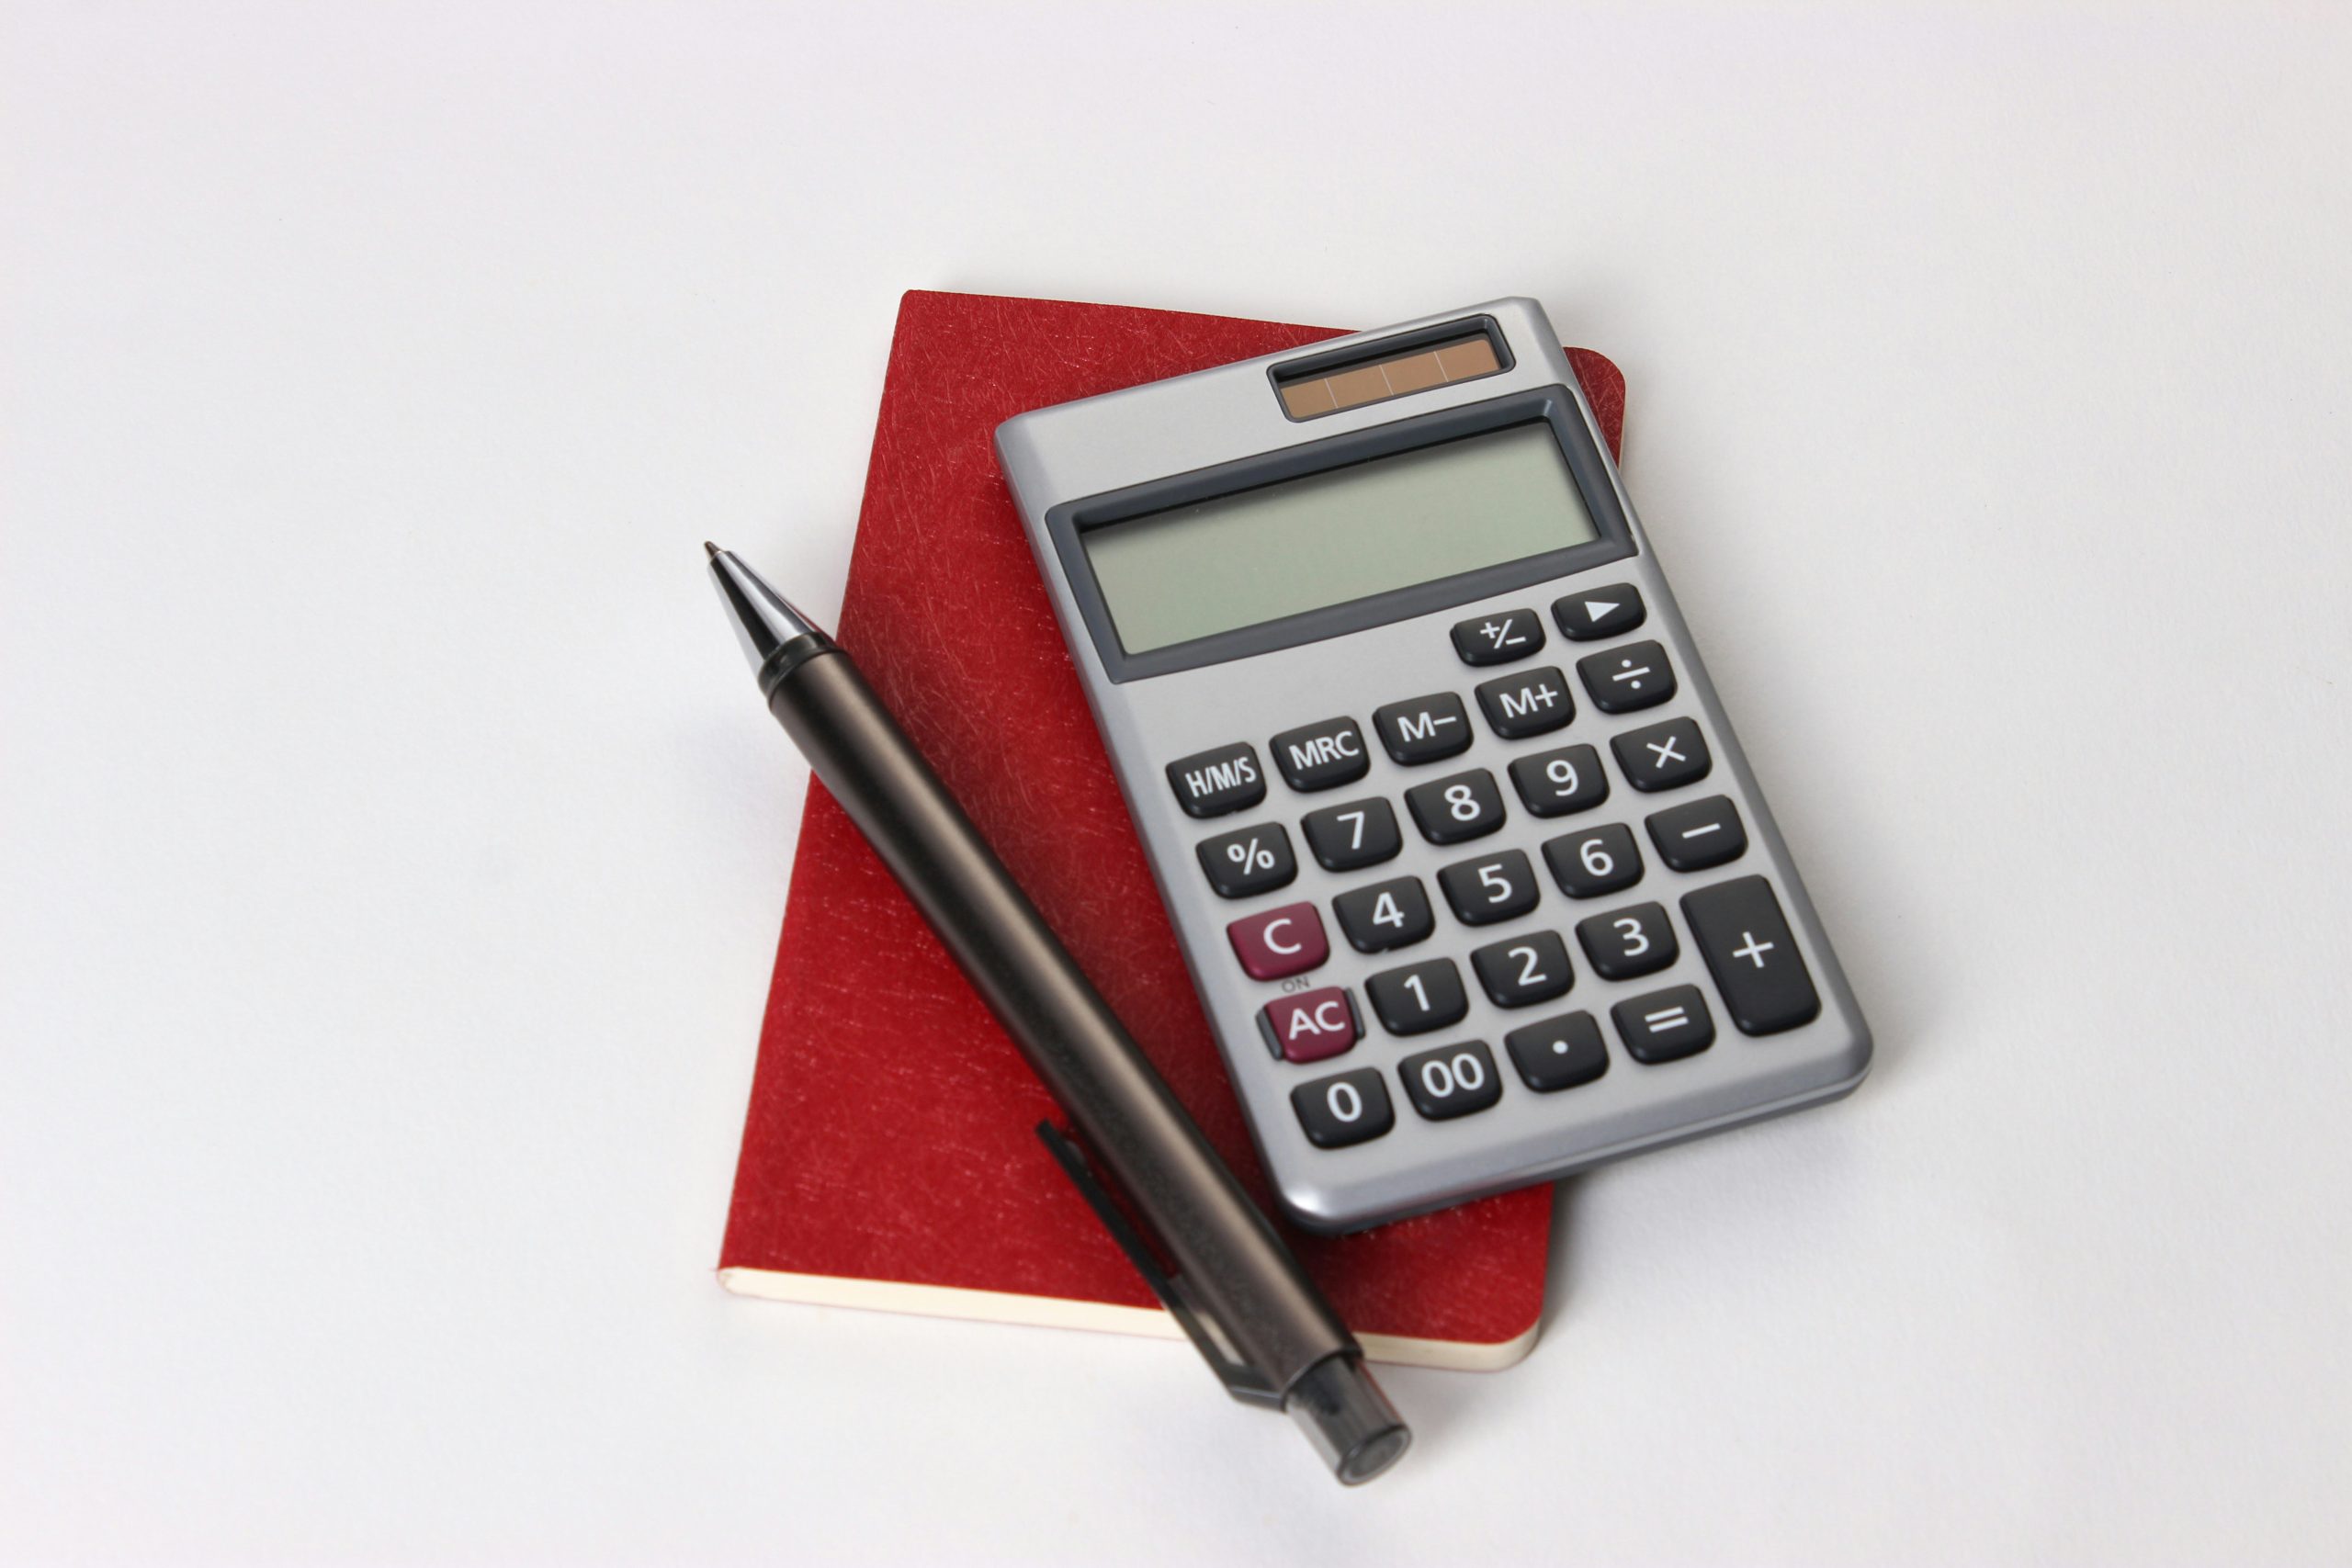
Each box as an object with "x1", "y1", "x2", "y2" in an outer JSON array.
[{"x1": 995, "y1": 299, "x2": 1869, "y2": 1234}]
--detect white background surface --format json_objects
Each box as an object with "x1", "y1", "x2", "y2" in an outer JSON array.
[{"x1": 6, "y1": 3, "x2": 2349, "y2": 1562}]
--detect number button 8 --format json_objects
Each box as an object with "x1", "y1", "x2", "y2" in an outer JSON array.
[{"x1": 1405, "y1": 768, "x2": 1506, "y2": 845}]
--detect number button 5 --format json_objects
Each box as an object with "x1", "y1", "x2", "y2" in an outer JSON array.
[
  {"x1": 1397, "y1": 1041, "x2": 1504, "y2": 1121},
  {"x1": 1292, "y1": 1067, "x2": 1395, "y2": 1148},
  {"x1": 1404, "y1": 768, "x2": 1505, "y2": 845},
  {"x1": 1435, "y1": 849, "x2": 1541, "y2": 927},
  {"x1": 1543, "y1": 823, "x2": 1644, "y2": 899}
]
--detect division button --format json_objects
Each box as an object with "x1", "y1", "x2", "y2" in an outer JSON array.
[
  {"x1": 1576, "y1": 639, "x2": 1677, "y2": 714},
  {"x1": 1645, "y1": 795, "x2": 1747, "y2": 872},
  {"x1": 1270, "y1": 716, "x2": 1371, "y2": 793},
  {"x1": 1610, "y1": 984, "x2": 1716, "y2": 1064},
  {"x1": 1436, "y1": 849, "x2": 1541, "y2": 926},
  {"x1": 1227, "y1": 901, "x2": 1329, "y2": 980},
  {"x1": 1610, "y1": 716, "x2": 1713, "y2": 793},
  {"x1": 1475, "y1": 665, "x2": 1575, "y2": 739},
  {"x1": 1509, "y1": 743, "x2": 1609, "y2": 818},
  {"x1": 1373, "y1": 692, "x2": 1474, "y2": 765},
  {"x1": 1196, "y1": 821, "x2": 1296, "y2": 899},
  {"x1": 1405, "y1": 767, "x2": 1507, "y2": 844},
  {"x1": 1469, "y1": 930, "x2": 1574, "y2": 1008},
  {"x1": 1542, "y1": 822, "x2": 1644, "y2": 899},
  {"x1": 1332, "y1": 875, "x2": 1436, "y2": 953},
  {"x1": 1364, "y1": 957, "x2": 1468, "y2": 1036},
  {"x1": 1258, "y1": 986, "x2": 1363, "y2": 1064},
  {"x1": 1553, "y1": 583, "x2": 1646, "y2": 641},
  {"x1": 1680, "y1": 874, "x2": 1821, "y2": 1035},
  {"x1": 1574, "y1": 900, "x2": 1679, "y2": 980},
  {"x1": 1165, "y1": 741, "x2": 1266, "y2": 818},
  {"x1": 1503, "y1": 1011, "x2": 1609, "y2": 1091},
  {"x1": 1451, "y1": 607, "x2": 1546, "y2": 666},
  {"x1": 1300, "y1": 796, "x2": 1402, "y2": 871},
  {"x1": 1292, "y1": 1067, "x2": 1395, "y2": 1149},
  {"x1": 1397, "y1": 1041, "x2": 1504, "y2": 1121}
]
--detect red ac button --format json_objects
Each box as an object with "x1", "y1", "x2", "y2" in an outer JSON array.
[{"x1": 1261, "y1": 987, "x2": 1362, "y2": 1064}]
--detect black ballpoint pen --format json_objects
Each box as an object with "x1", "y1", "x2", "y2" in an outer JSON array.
[{"x1": 707, "y1": 542, "x2": 1410, "y2": 1484}]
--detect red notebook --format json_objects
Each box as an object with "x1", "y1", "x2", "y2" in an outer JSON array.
[{"x1": 718, "y1": 290, "x2": 1628, "y2": 1369}]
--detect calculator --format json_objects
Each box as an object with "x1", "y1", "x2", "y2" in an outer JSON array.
[{"x1": 994, "y1": 299, "x2": 1870, "y2": 1233}]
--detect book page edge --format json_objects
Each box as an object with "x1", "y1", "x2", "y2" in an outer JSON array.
[{"x1": 717, "y1": 1266, "x2": 1540, "y2": 1372}]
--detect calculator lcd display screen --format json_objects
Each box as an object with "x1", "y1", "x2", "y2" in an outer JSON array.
[{"x1": 1080, "y1": 423, "x2": 1600, "y2": 655}]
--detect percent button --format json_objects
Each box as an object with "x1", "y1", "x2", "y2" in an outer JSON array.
[{"x1": 1196, "y1": 821, "x2": 1297, "y2": 899}]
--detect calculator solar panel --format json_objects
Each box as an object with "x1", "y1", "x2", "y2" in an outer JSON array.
[{"x1": 996, "y1": 299, "x2": 1870, "y2": 1234}]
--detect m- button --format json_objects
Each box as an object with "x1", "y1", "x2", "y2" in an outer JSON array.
[
  {"x1": 1374, "y1": 692, "x2": 1473, "y2": 765},
  {"x1": 1227, "y1": 901, "x2": 1329, "y2": 980},
  {"x1": 1270, "y1": 716, "x2": 1371, "y2": 793}
]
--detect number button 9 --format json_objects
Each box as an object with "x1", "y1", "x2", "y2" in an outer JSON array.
[
  {"x1": 1510, "y1": 743, "x2": 1609, "y2": 818},
  {"x1": 1291, "y1": 1067, "x2": 1395, "y2": 1148}
]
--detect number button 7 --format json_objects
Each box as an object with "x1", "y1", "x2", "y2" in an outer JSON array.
[{"x1": 1300, "y1": 796, "x2": 1403, "y2": 872}]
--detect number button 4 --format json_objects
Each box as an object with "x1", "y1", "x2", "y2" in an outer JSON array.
[
  {"x1": 1575, "y1": 901, "x2": 1679, "y2": 980},
  {"x1": 1292, "y1": 1067, "x2": 1395, "y2": 1149},
  {"x1": 1397, "y1": 1041, "x2": 1504, "y2": 1121},
  {"x1": 1470, "y1": 931, "x2": 1574, "y2": 1008},
  {"x1": 1299, "y1": 796, "x2": 1402, "y2": 872},
  {"x1": 1509, "y1": 743, "x2": 1608, "y2": 818},
  {"x1": 1331, "y1": 875, "x2": 1435, "y2": 953},
  {"x1": 1435, "y1": 849, "x2": 1541, "y2": 927},
  {"x1": 1364, "y1": 958, "x2": 1468, "y2": 1036},
  {"x1": 1404, "y1": 768, "x2": 1505, "y2": 845},
  {"x1": 1543, "y1": 823, "x2": 1643, "y2": 899}
]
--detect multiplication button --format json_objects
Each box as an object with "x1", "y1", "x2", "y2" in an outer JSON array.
[
  {"x1": 1165, "y1": 741, "x2": 1265, "y2": 818},
  {"x1": 1611, "y1": 717, "x2": 1712, "y2": 793},
  {"x1": 1576, "y1": 639, "x2": 1676, "y2": 714},
  {"x1": 1374, "y1": 692, "x2": 1473, "y2": 765},
  {"x1": 1196, "y1": 821, "x2": 1295, "y2": 898}
]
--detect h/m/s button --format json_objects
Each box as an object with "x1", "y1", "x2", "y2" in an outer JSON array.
[{"x1": 1165, "y1": 741, "x2": 1265, "y2": 818}]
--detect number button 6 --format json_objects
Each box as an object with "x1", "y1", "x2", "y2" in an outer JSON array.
[{"x1": 1543, "y1": 822, "x2": 1643, "y2": 899}]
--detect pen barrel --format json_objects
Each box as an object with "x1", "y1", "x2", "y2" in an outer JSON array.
[{"x1": 766, "y1": 648, "x2": 1356, "y2": 1396}]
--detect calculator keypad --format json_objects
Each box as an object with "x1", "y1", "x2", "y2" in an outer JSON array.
[{"x1": 1172, "y1": 595, "x2": 1832, "y2": 1165}]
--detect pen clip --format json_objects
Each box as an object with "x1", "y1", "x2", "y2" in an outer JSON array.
[{"x1": 1034, "y1": 1121, "x2": 1283, "y2": 1409}]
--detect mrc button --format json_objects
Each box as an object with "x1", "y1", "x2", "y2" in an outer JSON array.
[
  {"x1": 1165, "y1": 741, "x2": 1265, "y2": 818},
  {"x1": 1270, "y1": 716, "x2": 1370, "y2": 793}
]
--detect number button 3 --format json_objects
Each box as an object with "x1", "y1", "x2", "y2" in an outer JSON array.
[
  {"x1": 1292, "y1": 1067, "x2": 1394, "y2": 1148},
  {"x1": 1575, "y1": 901, "x2": 1679, "y2": 980}
]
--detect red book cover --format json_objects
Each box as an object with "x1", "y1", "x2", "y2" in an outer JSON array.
[{"x1": 718, "y1": 290, "x2": 1628, "y2": 1367}]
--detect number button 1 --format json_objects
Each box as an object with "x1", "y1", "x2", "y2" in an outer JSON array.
[
  {"x1": 1509, "y1": 743, "x2": 1608, "y2": 818},
  {"x1": 1470, "y1": 931, "x2": 1574, "y2": 1008},
  {"x1": 1195, "y1": 822, "x2": 1296, "y2": 898},
  {"x1": 1397, "y1": 1041, "x2": 1503, "y2": 1121},
  {"x1": 1364, "y1": 957, "x2": 1468, "y2": 1036},
  {"x1": 1292, "y1": 1067, "x2": 1394, "y2": 1148},
  {"x1": 1575, "y1": 901, "x2": 1679, "y2": 980},
  {"x1": 1404, "y1": 768, "x2": 1506, "y2": 844},
  {"x1": 1435, "y1": 849, "x2": 1541, "y2": 926},
  {"x1": 1300, "y1": 796, "x2": 1402, "y2": 872},
  {"x1": 1543, "y1": 823, "x2": 1643, "y2": 899}
]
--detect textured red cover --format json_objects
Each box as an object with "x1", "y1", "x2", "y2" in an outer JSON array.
[{"x1": 720, "y1": 291, "x2": 1628, "y2": 1352}]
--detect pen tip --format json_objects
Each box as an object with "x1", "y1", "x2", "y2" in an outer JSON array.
[{"x1": 704, "y1": 540, "x2": 721, "y2": 560}]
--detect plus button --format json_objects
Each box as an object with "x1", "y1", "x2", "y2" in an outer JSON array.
[{"x1": 1731, "y1": 931, "x2": 1776, "y2": 968}]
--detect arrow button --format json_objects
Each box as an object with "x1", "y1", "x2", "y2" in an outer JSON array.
[{"x1": 1554, "y1": 582, "x2": 1646, "y2": 641}]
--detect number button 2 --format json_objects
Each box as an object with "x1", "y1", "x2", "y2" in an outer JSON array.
[
  {"x1": 1397, "y1": 1041, "x2": 1504, "y2": 1121},
  {"x1": 1575, "y1": 901, "x2": 1679, "y2": 980},
  {"x1": 1299, "y1": 796, "x2": 1402, "y2": 872},
  {"x1": 1404, "y1": 768, "x2": 1505, "y2": 845},
  {"x1": 1292, "y1": 1067, "x2": 1395, "y2": 1148},
  {"x1": 1470, "y1": 931, "x2": 1574, "y2": 1008},
  {"x1": 1543, "y1": 823, "x2": 1644, "y2": 899}
]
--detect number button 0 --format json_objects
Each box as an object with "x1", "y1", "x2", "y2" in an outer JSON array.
[
  {"x1": 1404, "y1": 768, "x2": 1506, "y2": 844},
  {"x1": 1331, "y1": 875, "x2": 1436, "y2": 953},
  {"x1": 1397, "y1": 1041, "x2": 1504, "y2": 1121},
  {"x1": 1364, "y1": 958, "x2": 1468, "y2": 1036},
  {"x1": 1195, "y1": 822, "x2": 1296, "y2": 899},
  {"x1": 1435, "y1": 849, "x2": 1541, "y2": 927},
  {"x1": 1509, "y1": 743, "x2": 1608, "y2": 818},
  {"x1": 1543, "y1": 823, "x2": 1644, "y2": 899},
  {"x1": 1470, "y1": 931, "x2": 1574, "y2": 1008},
  {"x1": 1292, "y1": 1067, "x2": 1395, "y2": 1148},
  {"x1": 1299, "y1": 796, "x2": 1402, "y2": 872},
  {"x1": 1575, "y1": 901, "x2": 1679, "y2": 980}
]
